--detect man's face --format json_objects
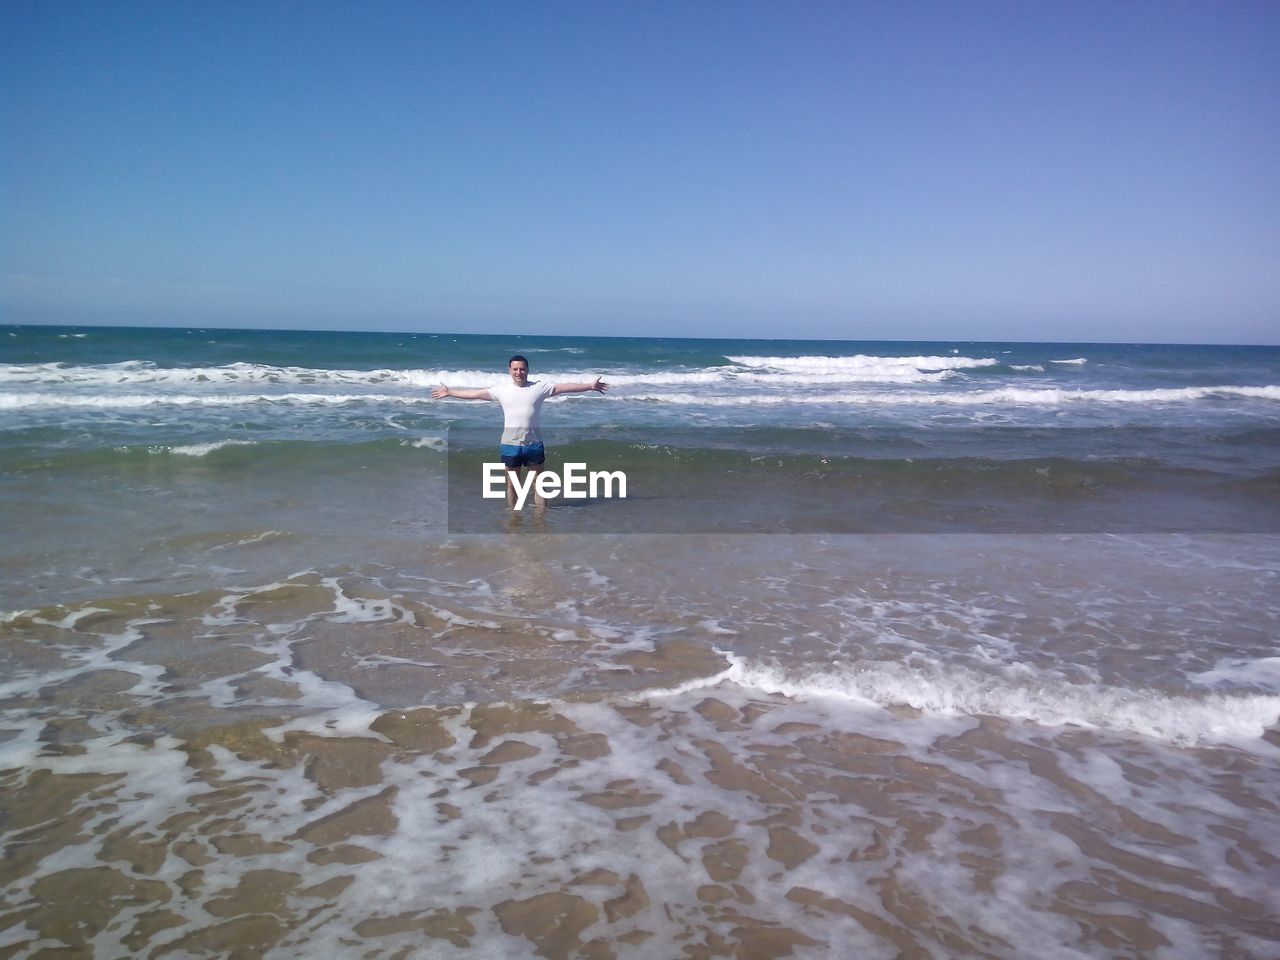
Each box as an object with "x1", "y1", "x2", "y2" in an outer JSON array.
[{"x1": 509, "y1": 360, "x2": 529, "y2": 385}]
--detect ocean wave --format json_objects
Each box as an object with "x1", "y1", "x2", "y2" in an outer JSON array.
[
  {"x1": 1191, "y1": 656, "x2": 1280, "y2": 692},
  {"x1": 0, "y1": 391, "x2": 415, "y2": 409},
  {"x1": 164, "y1": 440, "x2": 259, "y2": 457},
  {"x1": 12, "y1": 437, "x2": 450, "y2": 474},
  {"x1": 728, "y1": 354, "x2": 999, "y2": 373},
  {"x1": 668, "y1": 654, "x2": 1280, "y2": 745},
  {"x1": 401, "y1": 436, "x2": 447, "y2": 451},
  {"x1": 6, "y1": 382, "x2": 1279, "y2": 411},
  {"x1": 0, "y1": 361, "x2": 504, "y2": 389},
  {"x1": 607, "y1": 369, "x2": 954, "y2": 386},
  {"x1": 625, "y1": 385, "x2": 1280, "y2": 406},
  {"x1": 1, "y1": 360, "x2": 956, "y2": 389}
]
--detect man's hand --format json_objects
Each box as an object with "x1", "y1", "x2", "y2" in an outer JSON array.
[
  {"x1": 592, "y1": 377, "x2": 609, "y2": 393},
  {"x1": 431, "y1": 384, "x2": 450, "y2": 399}
]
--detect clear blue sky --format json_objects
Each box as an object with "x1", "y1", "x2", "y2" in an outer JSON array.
[{"x1": 2, "y1": 0, "x2": 1277, "y2": 343}]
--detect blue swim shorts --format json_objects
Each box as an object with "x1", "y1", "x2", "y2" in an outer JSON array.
[{"x1": 499, "y1": 441, "x2": 546, "y2": 469}]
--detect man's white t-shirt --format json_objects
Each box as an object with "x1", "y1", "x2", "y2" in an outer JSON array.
[{"x1": 489, "y1": 379, "x2": 556, "y2": 445}]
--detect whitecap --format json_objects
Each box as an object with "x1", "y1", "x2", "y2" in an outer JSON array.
[{"x1": 652, "y1": 654, "x2": 1280, "y2": 745}]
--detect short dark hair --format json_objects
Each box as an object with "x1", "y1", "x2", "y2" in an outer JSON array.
[{"x1": 508, "y1": 355, "x2": 529, "y2": 368}]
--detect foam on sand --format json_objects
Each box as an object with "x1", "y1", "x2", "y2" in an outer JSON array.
[
  {"x1": 3, "y1": 687, "x2": 1277, "y2": 958},
  {"x1": 646, "y1": 653, "x2": 1280, "y2": 746}
]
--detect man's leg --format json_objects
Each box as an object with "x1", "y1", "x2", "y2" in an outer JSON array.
[
  {"x1": 526, "y1": 443, "x2": 547, "y2": 508},
  {"x1": 505, "y1": 466, "x2": 544, "y2": 509},
  {"x1": 528, "y1": 467, "x2": 545, "y2": 508},
  {"x1": 505, "y1": 467, "x2": 521, "y2": 508}
]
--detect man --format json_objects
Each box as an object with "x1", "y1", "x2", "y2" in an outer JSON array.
[{"x1": 433, "y1": 355, "x2": 608, "y2": 508}]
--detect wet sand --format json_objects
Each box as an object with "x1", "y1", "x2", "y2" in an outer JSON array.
[{"x1": 3, "y1": 538, "x2": 1279, "y2": 958}]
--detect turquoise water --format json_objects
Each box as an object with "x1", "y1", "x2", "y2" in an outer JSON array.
[{"x1": 2, "y1": 324, "x2": 1279, "y2": 958}]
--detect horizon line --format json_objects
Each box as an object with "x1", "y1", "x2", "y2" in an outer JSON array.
[{"x1": 3, "y1": 320, "x2": 1278, "y2": 350}]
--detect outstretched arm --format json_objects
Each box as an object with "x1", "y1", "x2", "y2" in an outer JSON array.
[
  {"x1": 552, "y1": 376, "x2": 609, "y2": 396},
  {"x1": 432, "y1": 385, "x2": 492, "y2": 400}
]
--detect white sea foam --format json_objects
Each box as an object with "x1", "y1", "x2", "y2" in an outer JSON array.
[
  {"x1": 728, "y1": 353, "x2": 999, "y2": 373},
  {"x1": 163, "y1": 440, "x2": 259, "y2": 456},
  {"x1": 3, "y1": 684, "x2": 1274, "y2": 959},
  {"x1": 697, "y1": 654, "x2": 1280, "y2": 745},
  {"x1": 1191, "y1": 656, "x2": 1280, "y2": 692},
  {"x1": 0, "y1": 391, "x2": 410, "y2": 409},
  {"x1": 0, "y1": 362, "x2": 503, "y2": 389},
  {"x1": 4, "y1": 574, "x2": 1279, "y2": 958},
  {"x1": 0, "y1": 617, "x2": 169, "y2": 707},
  {"x1": 5, "y1": 688, "x2": 1272, "y2": 958},
  {"x1": 625, "y1": 384, "x2": 1280, "y2": 407},
  {"x1": 1051, "y1": 357, "x2": 1089, "y2": 364},
  {"x1": 605, "y1": 369, "x2": 958, "y2": 385},
  {"x1": 9, "y1": 382, "x2": 1278, "y2": 411},
  {"x1": 208, "y1": 530, "x2": 286, "y2": 550},
  {"x1": 1, "y1": 360, "x2": 956, "y2": 391},
  {"x1": 1, "y1": 355, "x2": 984, "y2": 386},
  {"x1": 24, "y1": 606, "x2": 112, "y2": 630},
  {"x1": 402, "y1": 436, "x2": 447, "y2": 450}
]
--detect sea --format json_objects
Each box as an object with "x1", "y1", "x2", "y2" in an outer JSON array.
[{"x1": 2, "y1": 324, "x2": 1279, "y2": 958}]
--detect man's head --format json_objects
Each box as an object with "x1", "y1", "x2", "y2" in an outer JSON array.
[{"x1": 508, "y1": 355, "x2": 529, "y2": 386}]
